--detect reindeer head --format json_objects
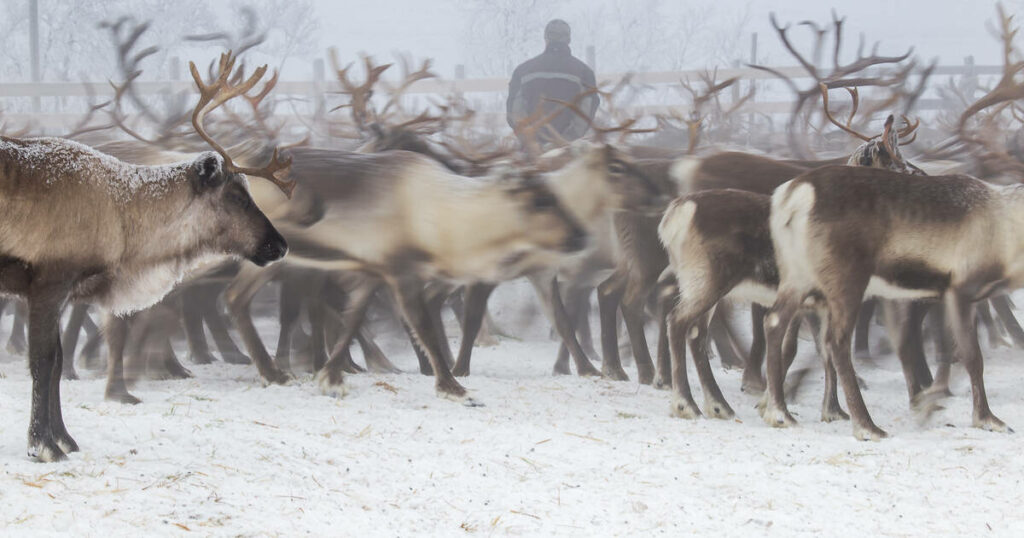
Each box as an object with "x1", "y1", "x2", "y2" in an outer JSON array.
[
  {"x1": 490, "y1": 167, "x2": 588, "y2": 255},
  {"x1": 187, "y1": 152, "x2": 287, "y2": 267},
  {"x1": 821, "y1": 84, "x2": 924, "y2": 175}
]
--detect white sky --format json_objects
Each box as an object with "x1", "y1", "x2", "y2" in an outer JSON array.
[{"x1": 310, "y1": 0, "x2": 1018, "y2": 78}]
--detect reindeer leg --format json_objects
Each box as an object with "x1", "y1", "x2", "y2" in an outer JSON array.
[
  {"x1": 78, "y1": 309, "x2": 101, "y2": 370},
  {"x1": 991, "y1": 294, "x2": 1024, "y2": 348},
  {"x1": 977, "y1": 300, "x2": 1011, "y2": 349},
  {"x1": 597, "y1": 272, "x2": 629, "y2": 380},
  {"x1": 60, "y1": 303, "x2": 88, "y2": 380},
  {"x1": 688, "y1": 307, "x2": 735, "y2": 419},
  {"x1": 317, "y1": 280, "x2": 378, "y2": 396},
  {"x1": 621, "y1": 294, "x2": 656, "y2": 385},
  {"x1": 742, "y1": 304, "x2": 768, "y2": 394},
  {"x1": 104, "y1": 313, "x2": 141, "y2": 405},
  {"x1": 355, "y1": 327, "x2": 400, "y2": 373},
  {"x1": 653, "y1": 276, "x2": 677, "y2": 390},
  {"x1": 80, "y1": 327, "x2": 104, "y2": 370},
  {"x1": 666, "y1": 302, "x2": 701, "y2": 419},
  {"x1": 424, "y1": 284, "x2": 456, "y2": 369},
  {"x1": 7, "y1": 300, "x2": 27, "y2": 355},
  {"x1": 48, "y1": 325, "x2": 78, "y2": 454},
  {"x1": 884, "y1": 300, "x2": 934, "y2": 404},
  {"x1": 551, "y1": 277, "x2": 602, "y2": 377},
  {"x1": 452, "y1": 283, "x2": 495, "y2": 377},
  {"x1": 928, "y1": 304, "x2": 955, "y2": 397},
  {"x1": 854, "y1": 297, "x2": 876, "y2": 359},
  {"x1": 307, "y1": 276, "x2": 330, "y2": 372},
  {"x1": 708, "y1": 302, "x2": 745, "y2": 370},
  {"x1": 825, "y1": 277, "x2": 887, "y2": 441},
  {"x1": 946, "y1": 292, "x2": 1009, "y2": 432},
  {"x1": 389, "y1": 277, "x2": 480, "y2": 406},
  {"x1": 761, "y1": 291, "x2": 801, "y2": 428},
  {"x1": 224, "y1": 264, "x2": 290, "y2": 385},
  {"x1": 182, "y1": 285, "x2": 216, "y2": 365},
  {"x1": 203, "y1": 290, "x2": 249, "y2": 365},
  {"x1": 27, "y1": 283, "x2": 71, "y2": 462},
  {"x1": 273, "y1": 277, "x2": 303, "y2": 372}
]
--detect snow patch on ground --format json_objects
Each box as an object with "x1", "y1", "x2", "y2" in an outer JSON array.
[{"x1": 1, "y1": 318, "x2": 1023, "y2": 535}]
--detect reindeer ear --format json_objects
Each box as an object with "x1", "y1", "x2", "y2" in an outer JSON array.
[{"x1": 192, "y1": 152, "x2": 226, "y2": 193}]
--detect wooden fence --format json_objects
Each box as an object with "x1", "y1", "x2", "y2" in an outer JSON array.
[{"x1": 0, "y1": 60, "x2": 1003, "y2": 132}]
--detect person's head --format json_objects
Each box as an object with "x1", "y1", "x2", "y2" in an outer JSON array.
[{"x1": 544, "y1": 19, "x2": 571, "y2": 46}]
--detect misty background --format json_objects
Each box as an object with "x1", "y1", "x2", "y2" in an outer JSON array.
[{"x1": 1, "y1": 0, "x2": 1020, "y2": 84}]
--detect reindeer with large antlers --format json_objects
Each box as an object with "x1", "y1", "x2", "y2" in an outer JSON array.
[{"x1": 0, "y1": 48, "x2": 290, "y2": 461}]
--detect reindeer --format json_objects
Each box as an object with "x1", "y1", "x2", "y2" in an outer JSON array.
[
  {"x1": 657, "y1": 80, "x2": 929, "y2": 422},
  {"x1": 0, "y1": 50, "x2": 291, "y2": 462},
  {"x1": 760, "y1": 164, "x2": 1024, "y2": 440}
]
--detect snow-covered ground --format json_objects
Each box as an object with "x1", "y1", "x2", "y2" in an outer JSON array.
[{"x1": 2, "y1": 294, "x2": 1024, "y2": 536}]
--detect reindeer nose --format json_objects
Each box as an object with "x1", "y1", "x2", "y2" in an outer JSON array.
[{"x1": 251, "y1": 229, "x2": 288, "y2": 266}]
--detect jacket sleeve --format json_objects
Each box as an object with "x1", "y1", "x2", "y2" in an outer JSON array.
[
  {"x1": 507, "y1": 66, "x2": 526, "y2": 130},
  {"x1": 566, "y1": 64, "x2": 600, "y2": 140}
]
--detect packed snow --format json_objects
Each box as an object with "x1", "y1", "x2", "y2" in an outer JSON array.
[{"x1": 1, "y1": 288, "x2": 1023, "y2": 536}]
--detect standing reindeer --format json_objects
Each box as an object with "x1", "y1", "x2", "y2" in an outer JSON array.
[
  {"x1": 657, "y1": 81, "x2": 926, "y2": 422},
  {"x1": 0, "y1": 52, "x2": 290, "y2": 462}
]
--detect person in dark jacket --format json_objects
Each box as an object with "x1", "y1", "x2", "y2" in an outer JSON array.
[{"x1": 507, "y1": 19, "x2": 599, "y2": 147}]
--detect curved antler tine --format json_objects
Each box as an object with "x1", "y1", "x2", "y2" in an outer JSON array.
[
  {"x1": 232, "y1": 147, "x2": 296, "y2": 197},
  {"x1": 897, "y1": 114, "x2": 919, "y2": 139},
  {"x1": 844, "y1": 86, "x2": 859, "y2": 127},
  {"x1": 819, "y1": 83, "x2": 872, "y2": 141}
]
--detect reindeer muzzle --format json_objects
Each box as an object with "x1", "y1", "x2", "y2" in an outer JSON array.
[{"x1": 250, "y1": 228, "x2": 288, "y2": 267}]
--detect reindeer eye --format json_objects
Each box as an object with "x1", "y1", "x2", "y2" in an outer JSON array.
[
  {"x1": 608, "y1": 162, "x2": 627, "y2": 174},
  {"x1": 226, "y1": 189, "x2": 249, "y2": 208}
]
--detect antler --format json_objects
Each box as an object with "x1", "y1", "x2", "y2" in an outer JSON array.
[
  {"x1": 189, "y1": 51, "x2": 295, "y2": 197},
  {"x1": 819, "y1": 84, "x2": 874, "y2": 141},
  {"x1": 751, "y1": 10, "x2": 917, "y2": 158},
  {"x1": 329, "y1": 49, "x2": 392, "y2": 131},
  {"x1": 379, "y1": 55, "x2": 437, "y2": 120}
]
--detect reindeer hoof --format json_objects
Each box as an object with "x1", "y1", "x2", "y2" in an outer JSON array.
[
  {"x1": 852, "y1": 423, "x2": 888, "y2": 441},
  {"x1": 704, "y1": 398, "x2": 735, "y2": 420},
  {"x1": 55, "y1": 432, "x2": 79, "y2": 454},
  {"x1": 221, "y1": 351, "x2": 251, "y2": 365},
  {"x1": 261, "y1": 368, "x2": 294, "y2": 386},
  {"x1": 315, "y1": 368, "x2": 348, "y2": 398},
  {"x1": 821, "y1": 405, "x2": 850, "y2": 423},
  {"x1": 438, "y1": 388, "x2": 484, "y2": 407},
  {"x1": 28, "y1": 438, "x2": 66, "y2": 463},
  {"x1": 653, "y1": 375, "x2": 671, "y2": 391},
  {"x1": 551, "y1": 363, "x2": 572, "y2": 376},
  {"x1": 105, "y1": 388, "x2": 142, "y2": 405},
  {"x1": 188, "y1": 352, "x2": 216, "y2": 365},
  {"x1": 741, "y1": 372, "x2": 766, "y2": 395},
  {"x1": 975, "y1": 414, "x2": 1012, "y2": 433},
  {"x1": 637, "y1": 368, "x2": 655, "y2": 386},
  {"x1": 670, "y1": 396, "x2": 701, "y2": 419},
  {"x1": 762, "y1": 405, "x2": 797, "y2": 428},
  {"x1": 600, "y1": 365, "x2": 629, "y2": 381}
]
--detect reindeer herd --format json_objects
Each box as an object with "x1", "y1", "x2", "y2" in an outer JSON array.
[{"x1": 4, "y1": 9, "x2": 1024, "y2": 462}]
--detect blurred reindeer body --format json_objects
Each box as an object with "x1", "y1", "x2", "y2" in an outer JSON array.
[{"x1": 273, "y1": 149, "x2": 584, "y2": 283}]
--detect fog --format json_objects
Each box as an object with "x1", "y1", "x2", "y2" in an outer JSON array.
[{"x1": 1, "y1": 0, "x2": 1019, "y2": 83}]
